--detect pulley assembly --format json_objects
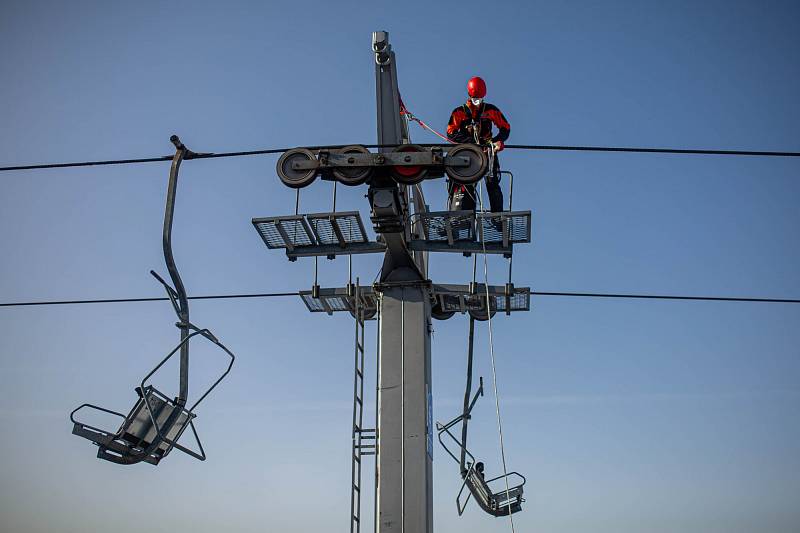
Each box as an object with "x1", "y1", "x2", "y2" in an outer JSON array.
[{"x1": 276, "y1": 143, "x2": 487, "y2": 188}]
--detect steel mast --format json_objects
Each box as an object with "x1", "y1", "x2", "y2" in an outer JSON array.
[{"x1": 371, "y1": 30, "x2": 433, "y2": 533}]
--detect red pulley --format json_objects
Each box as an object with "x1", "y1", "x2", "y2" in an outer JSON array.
[{"x1": 390, "y1": 145, "x2": 428, "y2": 185}]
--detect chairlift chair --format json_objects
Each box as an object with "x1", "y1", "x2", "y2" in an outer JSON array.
[
  {"x1": 436, "y1": 317, "x2": 526, "y2": 517},
  {"x1": 70, "y1": 136, "x2": 235, "y2": 466}
]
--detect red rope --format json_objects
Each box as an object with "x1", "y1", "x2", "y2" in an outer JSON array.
[{"x1": 400, "y1": 100, "x2": 455, "y2": 144}]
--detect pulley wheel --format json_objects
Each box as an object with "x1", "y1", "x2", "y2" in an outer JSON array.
[
  {"x1": 468, "y1": 307, "x2": 497, "y2": 322},
  {"x1": 431, "y1": 302, "x2": 455, "y2": 321},
  {"x1": 468, "y1": 296, "x2": 497, "y2": 321},
  {"x1": 390, "y1": 144, "x2": 428, "y2": 185},
  {"x1": 445, "y1": 144, "x2": 487, "y2": 185},
  {"x1": 350, "y1": 306, "x2": 377, "y2": 321},
  {"x1": 333, "y1": 145, "x2": 373, "y2": 186},
  {"x1": 276, "y1": 148, "x2": 318, "y2": 188}
]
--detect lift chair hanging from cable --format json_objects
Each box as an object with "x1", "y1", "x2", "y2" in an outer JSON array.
[
  {"x1": 70, "y1": 136, "x2": 235, "y2": 466},
  {"x1": 437, "y1": 316, "x2": 526, "y2": 517}
]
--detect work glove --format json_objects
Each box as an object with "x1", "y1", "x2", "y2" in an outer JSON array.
[{"x1": 492, "y1": 140, "x2": 505, "y2": 152}]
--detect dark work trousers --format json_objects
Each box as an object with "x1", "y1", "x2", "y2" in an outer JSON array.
[{"x1": 448, "y1": 155, "x2": 504, "y2": 212}]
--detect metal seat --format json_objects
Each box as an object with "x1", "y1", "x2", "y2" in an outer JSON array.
[
  {"x1": 72, "y1": 386, "x2": 196, "y2": 465},
  {"x1": 70, "y1": 319, "x2": 234, "y2": 465},
  {"x1": 461, "y1": 462, "x2": 526, "y2": 517}
]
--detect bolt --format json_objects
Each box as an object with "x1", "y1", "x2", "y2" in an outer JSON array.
[
  {"x1": 348, "y1": 157, "x2": 355, "y2": 164},
  {"x1": 376, "y1": 155, "x2": 385, "y2": 164},
  {"x1": 404, "y1": 155, "x2": 411, "y2": 162}
]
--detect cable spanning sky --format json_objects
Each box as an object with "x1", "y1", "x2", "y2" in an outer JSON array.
[{"x1": 1, "y1": 1, "x2": 799, "y2": 533}]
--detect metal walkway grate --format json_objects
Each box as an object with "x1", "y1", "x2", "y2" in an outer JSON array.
[
  {"x1": 477, "y1": 211, "x2": 532, "y2": 245},
  {"x1": 252, "y1": 215, "x2": 316, "y2": 249},
  {"x1": 306, "y1": 212, "x2": 368, "y2": 246},
  {"x1": 435, "y1": 284, "x2": 531, "y2": 315},
  {"x1": 300, "y1": 287, "x2": 379, "y2": 317},
  {"x1": 408, "y1": 210, "x2": 532, "y2": 256},
  {"x1": 253, "y1": 211, "x2": 385, "y2": 259},
  {"x1": 418, "y1": 210, "x2": 475, "y2": 243}
]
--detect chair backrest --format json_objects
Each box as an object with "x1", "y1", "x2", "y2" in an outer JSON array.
[{"x1": 120, "y1": 386, "x2": 193, "y2": 454}]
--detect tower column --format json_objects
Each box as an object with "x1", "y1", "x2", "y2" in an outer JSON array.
[{"x1": 376, "y1": 285, "x2": 433, "y2": 533}]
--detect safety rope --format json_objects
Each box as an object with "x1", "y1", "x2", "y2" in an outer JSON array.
[
  {"x1": 476, "y1": 144, "x2": 517, "y2": 533},
  {"x1": 400, "y1": 101, "x2": 455, "y2": 144}
]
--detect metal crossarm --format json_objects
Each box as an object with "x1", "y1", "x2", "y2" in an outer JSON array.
[{"x1": 298, "y1": 284, "x2": 528, "y2": 318}]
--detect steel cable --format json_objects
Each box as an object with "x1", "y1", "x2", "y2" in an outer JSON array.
[{"x1": 2, "y1": 142, "x2": 798, "y2": 173}]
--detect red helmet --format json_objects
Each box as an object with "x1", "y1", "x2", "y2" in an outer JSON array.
[{"x1": 467, "y1": 76, "x2": 487, "y2": 98}]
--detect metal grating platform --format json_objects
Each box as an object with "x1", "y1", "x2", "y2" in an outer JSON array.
[
  {"x1": 300, "y1": 287, "x2": 379, "y2": 317},
  {"x1": 418, "y1": 210, "x2": 475, "y2": 244},
  {"x1": 298, "y1": 284, "x2": 529, "y2": 317},
  {"x1": 253, "y1": 215, "x2": 316, "y2": 249},
  {"x1": 408, "y1": 210, "x2": 532, "y2": 256},
  {"x1": 477, "y1": 211, "x2": 532, "y2": 246},
  {"x1": 434, "y1": 284, "x2": 531, "y2": 315},
  {"x1": 253, "y1": 211, "x2": 385, "y2": 260},
  {"x1": 306, "y1": 212, "x2": 368, "y2": 246}
]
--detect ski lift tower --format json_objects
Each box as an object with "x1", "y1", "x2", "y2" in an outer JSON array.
[{"x1": 252, "y1": 31, "x2": 531, "y2": 532}]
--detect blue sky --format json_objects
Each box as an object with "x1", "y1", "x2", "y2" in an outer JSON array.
[{"x1": 1, "y1": 1, "x2": 799, "y2": 532}]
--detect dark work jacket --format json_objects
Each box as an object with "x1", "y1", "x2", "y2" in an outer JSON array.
[{"x1": 446, "y1": 102, "x2": 510, "y2": 145}]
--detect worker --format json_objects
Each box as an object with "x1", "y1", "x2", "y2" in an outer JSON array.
[{"x1": 446, "y1": 76, "x2": 510, "y2": 213}]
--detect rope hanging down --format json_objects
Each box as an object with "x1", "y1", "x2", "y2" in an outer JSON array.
[{"x1": 475, "y1": 143, "x2": 517, "y2": 533}]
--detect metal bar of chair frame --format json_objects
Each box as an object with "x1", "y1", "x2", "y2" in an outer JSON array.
[{"x1": 164, "y1": 136, "x2": 192, "y2": 405}]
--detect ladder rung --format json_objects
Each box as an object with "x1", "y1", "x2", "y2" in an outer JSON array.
[
  {"x1": 357, "y1": 444, "x2": 375, "y2": 449},
  {"x1": 360, "y1": 435, "x2": 376, "y2": 440},
  {"x1": 361, "y1": 451, "x2": 376, "y2": 456},
  {"x1": 353, "y1": 484, "x2": 360, "y2": 492},
  {"x1": 355, "y1": 397, "x2": 362, "y2": 405},
  {"x1": 352, "y1": 515, "x2": 360, "y2": 522},
  {"x1": 356, "y1": 368, "x2": 363, "y2": 378}
]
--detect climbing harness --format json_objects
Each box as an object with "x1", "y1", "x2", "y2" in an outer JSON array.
[{"x1": 70, "y1": 136, "x2": 235, "y2": 466}]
